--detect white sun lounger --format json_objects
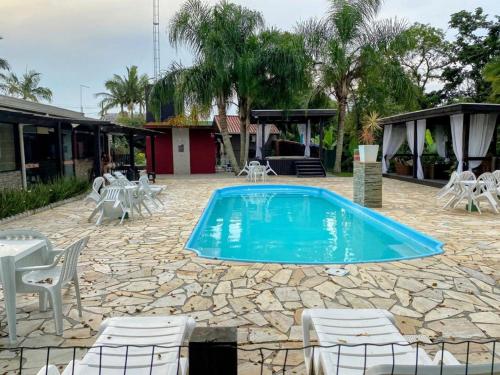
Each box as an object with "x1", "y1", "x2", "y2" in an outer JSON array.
[
  {"x1": 302, "y1": 309, "x2": 473, "y2": 375},
  {"x1": 37, "y1": 315, "x2": 196, "y2": 375}
]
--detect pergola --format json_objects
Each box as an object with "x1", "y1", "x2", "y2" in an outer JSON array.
[
  {"x1": 250, "y1": 109, "x2": 337, "y2": 159},
  {"x1": 380, "y1": 103, "x2": 500, "y2": 182},
  {"x1": 0, "y1": 99, "x2": 161, "y2": 188}
]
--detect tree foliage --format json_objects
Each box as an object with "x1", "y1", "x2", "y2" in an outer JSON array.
[
  {"x1": 298, "y1": 0, "x2": 411, "y2": 172},
  {"x1": 441, "y1": 8, "x2": 500, "y2": 102},
  {"x1": 483, "y1": 56, "x2": 500, "y2": 103},
  {"x1": 96, "y1": 65, "x2": 149, "y2": 117},
  {"x1": 0, "y1": 36, "x2": 9, "y2": 72},
  {"x1": 0, "y1": 70, "x2": 52, "y2": 102}
]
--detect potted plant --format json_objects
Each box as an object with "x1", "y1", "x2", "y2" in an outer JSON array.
[{"x1": 359, "y1": 112, "x2": 381, "y2": 163}]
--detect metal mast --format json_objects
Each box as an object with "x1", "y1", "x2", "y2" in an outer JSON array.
[{"x1": 153, "y1": 0, "x2": 160, "y2": 82}]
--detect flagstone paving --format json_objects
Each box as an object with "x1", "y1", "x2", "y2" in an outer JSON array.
[{"x1": 0, "y1": 175, "x2": 498, "y2": 373}]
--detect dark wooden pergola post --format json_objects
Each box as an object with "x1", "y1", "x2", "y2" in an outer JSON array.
[
  {"x1": 55, "y1": 121, "x2": 64, "y2": 178},
  {"x1": 94, "y1": 126, "x2": 102, "y2": 178},
  {"x1": 319, "y1": 119, "x2": 324, "y2": 161},
  {"x1": 128, "y1": 131, "x2": 135, "y2": 179},
  {"x1": 412, "y1": 120, "x2": 418, "y2": 179},
  {"x1": 151, "y1": 135, "x2": 156, "y2": 180},
  {"x1": 463, "y1": 113, "x2": 470, "y2": 171},
  {"x1": 261, "y1": 122, "x2": 266, "y2": 160}
]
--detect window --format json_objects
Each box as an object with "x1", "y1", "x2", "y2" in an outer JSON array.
[{"x1": 0, "y1": 123, "x2": 16, "y2": 172}]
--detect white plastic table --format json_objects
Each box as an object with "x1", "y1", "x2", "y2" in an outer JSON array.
[{"x1": 0, "y1": 239, "x2": 47, "y2": 343}]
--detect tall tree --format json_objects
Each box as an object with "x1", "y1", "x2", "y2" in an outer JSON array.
[
  {"x1": 234, "y1": 30, "x2": 311, "y2": 163},
  {"x1": 0, "y1": 70, "x2": 52, "y2": 102},
  {"x1": 483, "y1": 56, "x2": 500, "y2": 103},
  {"x1": 399, "y1": 23, "x2": 449, "y2": 95},
  {"x1": 298, "y1": 0, "x2": 409, "y2": 173},
  {"x1": 441, "y1": 8, "x2": 500, "y2": 102},
  {"x1": 0, "y1": 37, "x2": 9, "y2": 72},
  {"x1": 154, "y1": 0, "x2": 266, "y2": 173},
  {"x1": 96, "y1": 65, "x2": 149, "y2": 117}
]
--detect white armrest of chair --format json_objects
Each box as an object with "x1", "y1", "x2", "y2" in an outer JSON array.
[{"x1": 17, "y1": 251, "x2": 63, "y2": 273}]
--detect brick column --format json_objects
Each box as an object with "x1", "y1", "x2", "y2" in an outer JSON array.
[{"x1": 353, "y1": 161, "x2": 382, "y2": 208}]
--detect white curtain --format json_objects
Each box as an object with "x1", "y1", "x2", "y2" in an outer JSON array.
[
  {"x1": 256, "y1": 124, "x2": 263, "y2": 159},
  {"x1": 382, "y1": 124, "x2": 406, "y2": 173},
  {"x1": 450, "y1": 114, "x2": 464, "y2": 172},
  {"x1": 264, "y1": 125, "x2": 272, "y2": 145},
  {"x1": 468, "y1": 113, "x2": 497, "y2": 170},
  {"x1": 406, "y1": 120, "x2": 426, "y2": 179},
  {"x1": 305, "y1": 120, "x2": 311, "y2": 157},
  {"x1": 434, "y1": 126, "x2": 447, "y2": 158},
  {"x1": 298, "y1": 124, "x2": 306, "y2": 144}
]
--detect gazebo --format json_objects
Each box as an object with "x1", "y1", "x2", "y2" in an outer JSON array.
[
  {"x1": 380, "y1": 103, "x2": 500, "y2": 186},
  {"x1": 251, "y1": 109, "x2": 337, "y2": 176}
]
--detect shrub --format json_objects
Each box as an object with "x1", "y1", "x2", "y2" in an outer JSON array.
[{"x1": 0, "y1": 177, "x2": 91, "y2": 220}]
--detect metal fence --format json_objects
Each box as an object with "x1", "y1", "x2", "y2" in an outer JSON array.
[{"x1": 1, "y1": 339, "x2": 498, "y2": 375}]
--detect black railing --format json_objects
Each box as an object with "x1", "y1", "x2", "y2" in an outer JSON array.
[{"x1": 2, "y1": 340, "x2": 498, "y2": 375}]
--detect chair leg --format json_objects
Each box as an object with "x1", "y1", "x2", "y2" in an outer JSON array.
[
  {"x1": 39, "y1": 291, "x2": 48, "y2": 312},
  {"x1": 49, "y1": 289, "x2": 63, "y2": 335},
  {"x1": 73, "y1": 276, "x2": 83, "y2": 317}
]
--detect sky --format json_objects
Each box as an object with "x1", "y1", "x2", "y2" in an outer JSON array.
[{"x1": 0, "y1": 0, "x2": 498, "y2": 118}]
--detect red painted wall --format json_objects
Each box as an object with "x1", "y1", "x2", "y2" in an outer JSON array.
[
  {"x1": 189, "y1": 129, "x2": 216, "y2": 174},
  {"x1": 146, "y1": 130, "x2": 174, "y2": 174}
]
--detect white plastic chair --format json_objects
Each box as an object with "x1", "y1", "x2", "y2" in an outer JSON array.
[
  {"x1": 238, "y1": 161, "x2": 250, "y2": 176},
  {"x1": 493, "y1": 170, "x2": 500, "y2": 194},
  {"x1": 36, "y1": 315, "x2": 196, "y2": 375},
  {"x1": 0, "y1": 229, "x2": 61, "y2": 298},
  {"x1": 17, "y1": 236, "x2": 89, "y2": 335},
  {"x1": 139, "y1": 175, "x2": 164, "y2": 207},
  {"x1": 265, "y1": 161, "x2": 278, "y2": 176},
  {"x1": 436, "y1": 171, "x2": 458, "y2": 200},
  {"x1": 103, "y1": 173, "x2": 117, "y2": 185},
  {"x1": 443, "y1": 171, "x2": 476, "y2": 210},
  {"x1": 474, "y1": 172, "x2": 500, "y2": 214},
  {"x1": 302, "y1": 309, "x2": 462, "y2": 375},
  {"x1": 88, "y1": 187, "x2": 128, "y2": 225},
  {"x1": 252, "y1": 165, "x2": 267, "y2": 182},
  {"x1": 84, "y1": 177, "x2": 105, "y2": 205}
]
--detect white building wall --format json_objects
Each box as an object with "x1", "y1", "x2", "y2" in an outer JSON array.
[{"x1": 172, "y1": 128, "x2": 191, "y2": 174}]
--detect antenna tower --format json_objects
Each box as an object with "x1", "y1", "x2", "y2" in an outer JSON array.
[{"x1": 153, "y1": 0, "x2": 160, "y2": 82}]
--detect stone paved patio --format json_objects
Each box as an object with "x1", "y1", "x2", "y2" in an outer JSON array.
[{"x1": 0, "y1": 175, "x2": 498, "y2": 373}]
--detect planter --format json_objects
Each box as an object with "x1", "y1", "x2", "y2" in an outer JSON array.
[
  {"x1": 394, "y1": 162, "x2": 412, "y2": 176},
  {"x1": 358, "y1": 145, "x2": 379, "y2": 163},
  {"x1": 423, "y1": 164, "x2": 435, "y2": 180}
]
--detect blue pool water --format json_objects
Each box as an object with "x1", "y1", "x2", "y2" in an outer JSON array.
[{"x1": 186, "y1": 185, "x2": 443, "y2": 264}]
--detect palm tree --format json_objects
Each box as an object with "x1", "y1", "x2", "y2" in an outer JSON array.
[
  {"x1": 298, "y1": 0, "x2": 409, "y2": 173},
  {"x1": 159, "y1": 0, "x2": 254, "y2": 173},
  {"x1": 0, "y1": 70, "x2": 52, "y2": 102},
  {"x1": 0, "y1": 37, "x2": 9, "y2": 72},
  {"x1": 234, "y1": 30, "x2": 311, "y2": 163},
  {"x1": 96, "y1": 66, "x2": 149, "y2": 117}
]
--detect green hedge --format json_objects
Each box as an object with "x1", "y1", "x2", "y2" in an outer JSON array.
[{"x1": 0, "y1": 177, "x2": 91, "y2": 220}]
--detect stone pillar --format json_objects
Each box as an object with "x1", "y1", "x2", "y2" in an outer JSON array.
[{"x1": 353, "y1": 161, "x2": 382, "y2": 208}]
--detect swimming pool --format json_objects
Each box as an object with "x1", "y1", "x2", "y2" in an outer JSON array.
[{"x1": 186, "y1": 185, "x2": 443, "y2": 264}]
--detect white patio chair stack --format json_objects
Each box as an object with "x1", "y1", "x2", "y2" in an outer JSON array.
[
  {"x1": 84, "y1": 177, "x2": 104, "y2": 205},
  {"x1": 103, "y1": 173, "x2": 117, "y2": 185},
  {"x1": 139, "y1": 175, "x2": 164, "y2": 207},
  {"x1": 442, "y1": 171, "x2": 476, "y2": 210},
  {"x1": 493, "y1": 170, "x2": 500, "y2": 194},
  {"x1": 88, "y1": 186, "x2": 128, "y2": 225},
  {"x1": 17, "y1": 236, "x2": 89, "y2": 335},
  {"x1": 37, "y1": 315, "x2": 196, "y2": 375},
  {"x1": 474, "y1": 172, "x2": 500, "y2": 214},
  {"x1": 302, "y1": 309, "x2": 495, "y2": 375},
  {"x1": 436, "y1": 171, "x2": 458, "y2": 200}
]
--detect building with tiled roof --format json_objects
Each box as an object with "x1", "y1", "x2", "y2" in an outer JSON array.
[{"x1": 212, "y1": 115, "x2": 280, "y2": 159}]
